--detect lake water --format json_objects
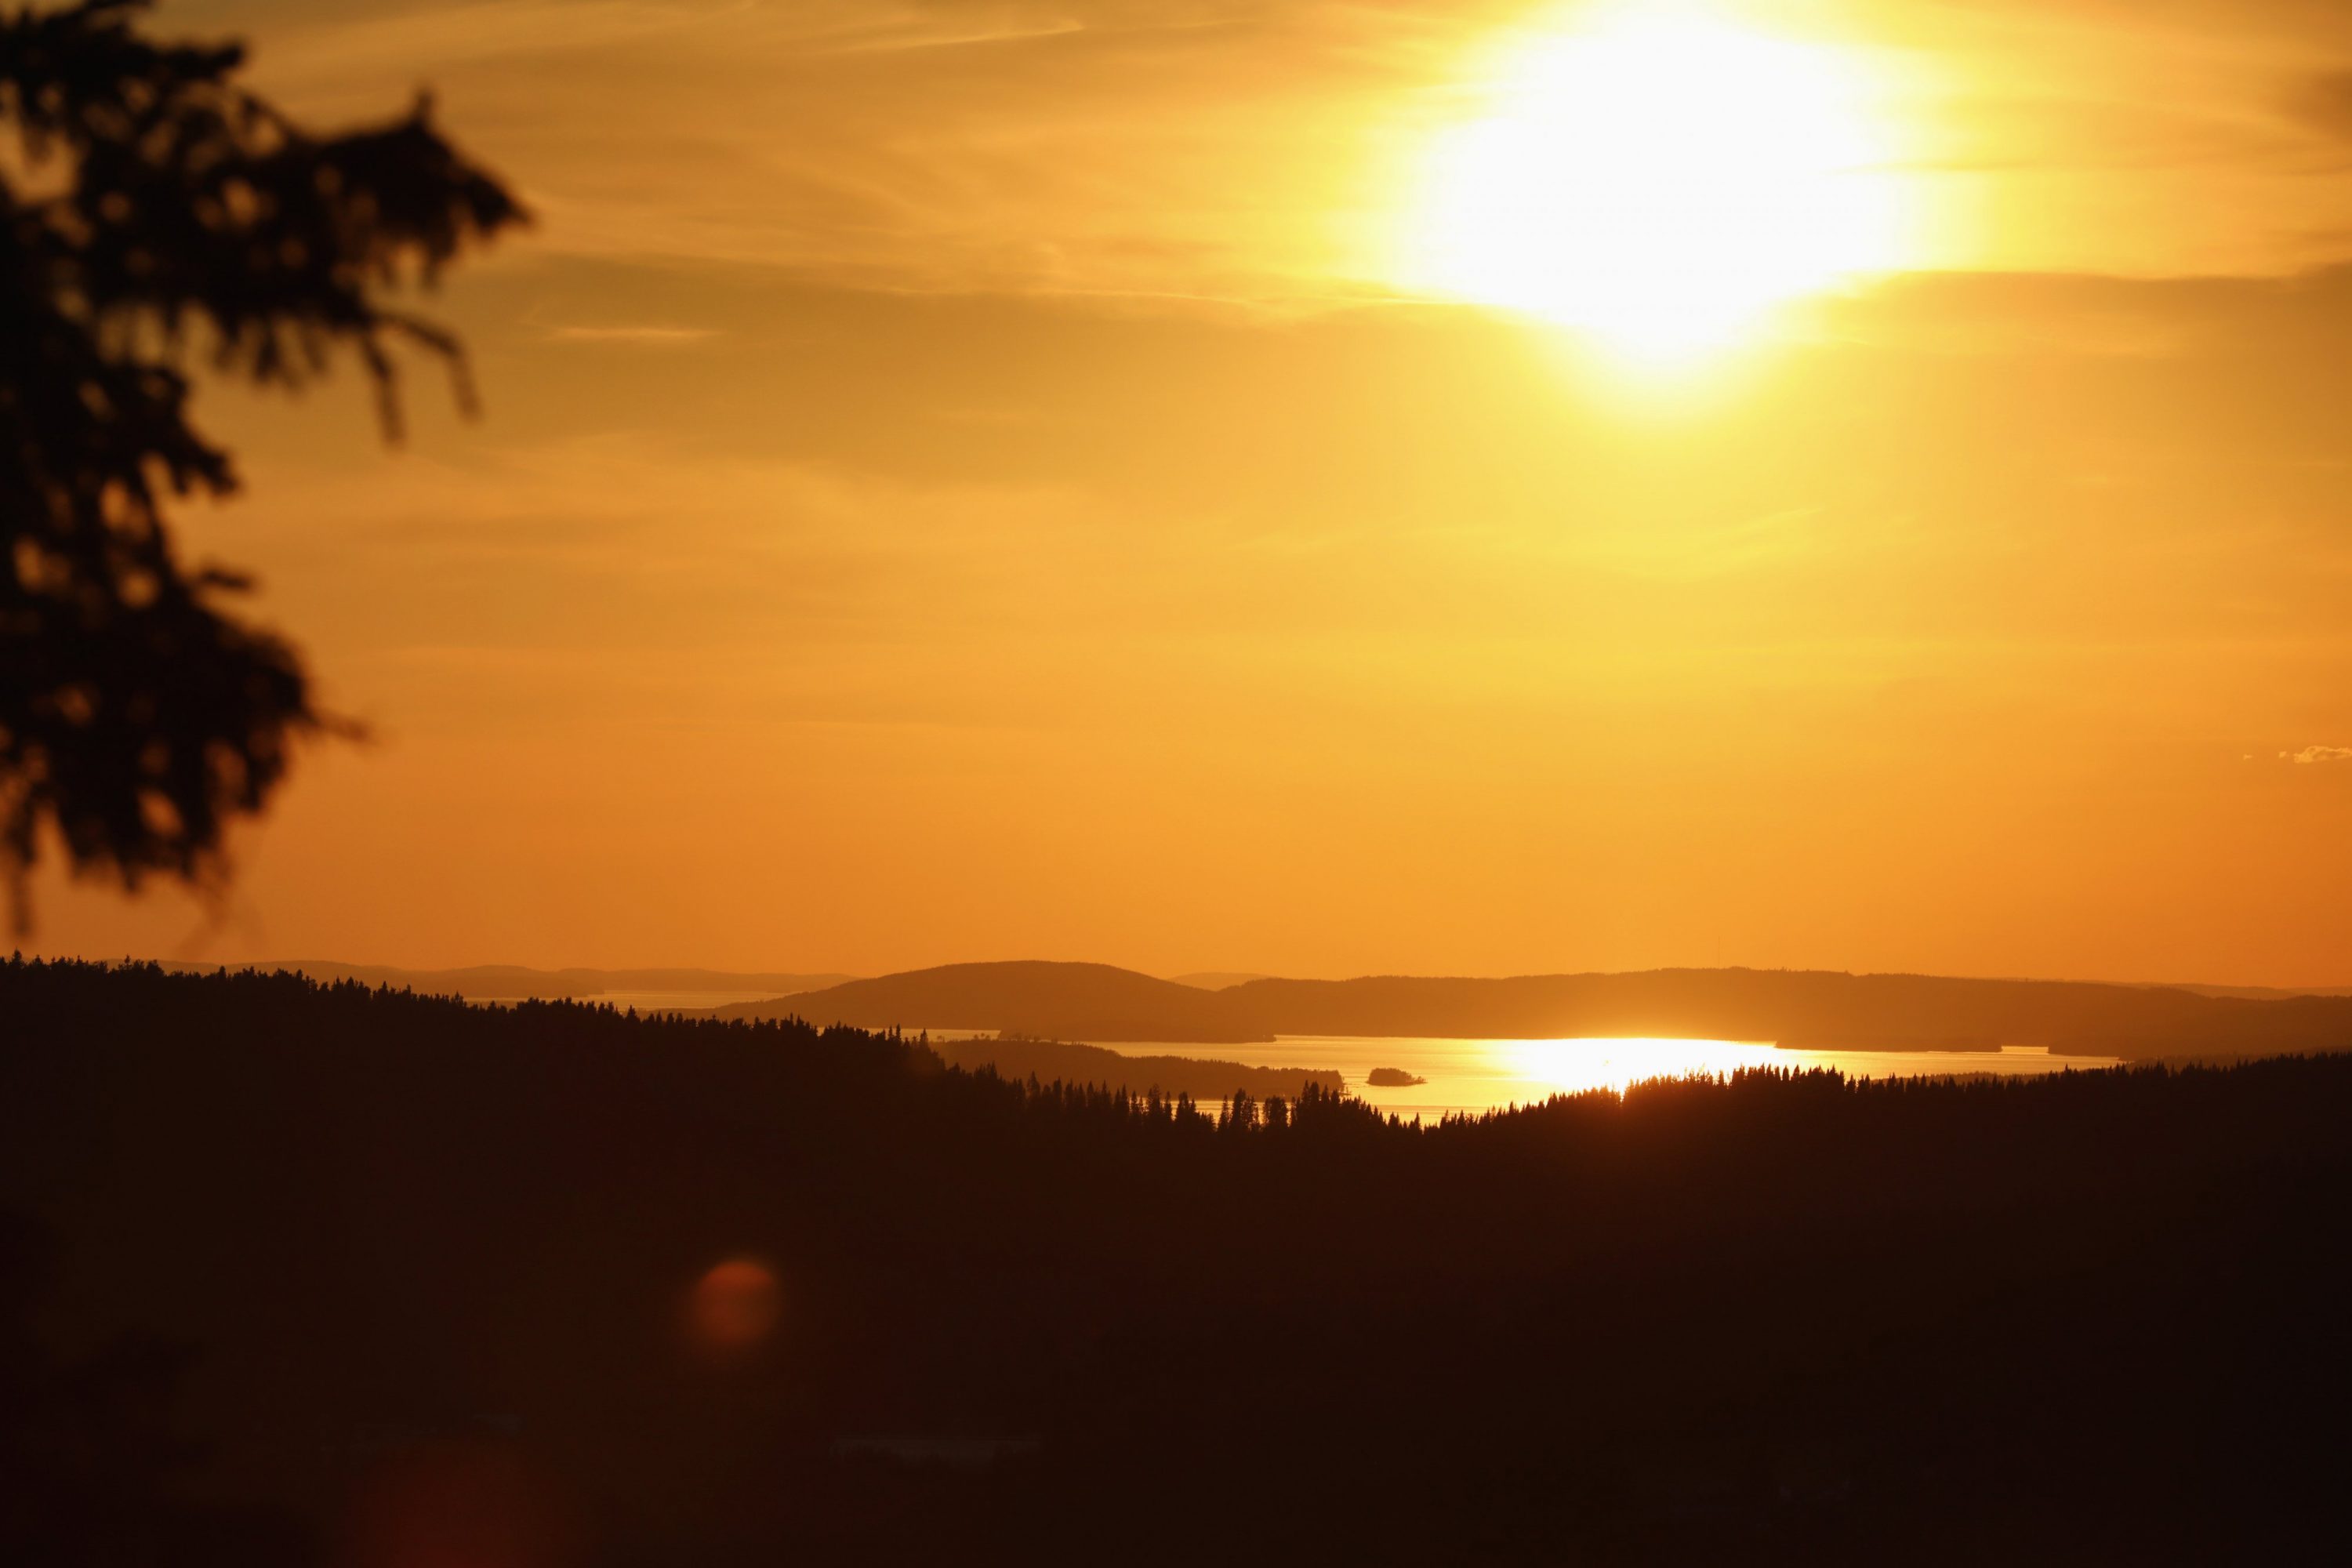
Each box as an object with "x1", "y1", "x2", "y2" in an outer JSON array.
[
  {"x1": 463, "y1": 1007, "x2": 2128, "y2": 1116},
  {"x1": 957, "y1": 1034, "x2": 2125, "y2": 1119}
]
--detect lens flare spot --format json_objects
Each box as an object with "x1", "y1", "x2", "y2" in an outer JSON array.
[{"x1": 687, "y1": 1257, "x2": 782, "y2": 1353}]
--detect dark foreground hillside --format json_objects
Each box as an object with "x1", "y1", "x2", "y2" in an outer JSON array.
[{"x1": 5, "y1": 959, "x2": 2349, "y2": 1566}]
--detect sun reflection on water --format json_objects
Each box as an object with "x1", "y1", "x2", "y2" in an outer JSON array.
[
  {"x1": 1508, "y1": 1036, "x2": 1786, "y2": 1094},
  {"x1": 943, "y1": 1031, "x2": 2123, "y2": 1120}
]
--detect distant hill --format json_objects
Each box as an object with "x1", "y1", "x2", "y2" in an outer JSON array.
[
  {"x1": 2168, "y1": 982, "x2": 2352, "y2": 1001},
  {"x1": 712, "y1": 960, "x2": 1261, "y2": 1042},
  {"x1": 158, "y1": 960, "x2": 854, "y2": 1001},
  {"x1": 1218, "y1": 970, "x2": 2352, "y2": 1057},
  {"x1": 745, "y1": 961, "x2": 2352, "y2": 1059},
  {"x1": 1167, "y1": 971, "x2": 1273, "y2": 990}
]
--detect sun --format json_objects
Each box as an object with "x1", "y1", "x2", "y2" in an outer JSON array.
[{"x1": 1404, "y1": 3, "x2": 1911, "y2": 366}]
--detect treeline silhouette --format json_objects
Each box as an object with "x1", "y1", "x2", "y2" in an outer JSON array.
[
  {"x1": 154, "y1": 960, "x2": 855, "y2": 1001},
  {"x1": 4, "y1": 957, "x2": 2348, "y2": 1565},
  {"x1": 925, "y1": 1031, "x2": 1342, "y2": 1101}
]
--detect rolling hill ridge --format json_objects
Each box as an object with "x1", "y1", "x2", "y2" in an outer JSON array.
[{"x1": 719, "y1": 961, "x2": 2352, "y2": 1059}]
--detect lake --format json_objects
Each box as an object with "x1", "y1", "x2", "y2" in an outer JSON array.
[
  {"x1": 479, "y1": 1007, "x2": 2129, "y2": 1116},
  {"x1": 1057, "y1": 1034, "x2": 2125, "y2": 1118}
]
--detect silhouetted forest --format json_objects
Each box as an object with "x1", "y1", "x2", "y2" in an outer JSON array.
[
  {"x1": 157, "y1": 960, "x2": 855, "y2": 1003},
  {"x1": 925, "y1": 1032, "x2": 1342, "y2": 1100},
  {"x1": 5, "y1": 957, "x2": 2349, "y2": 1564}
]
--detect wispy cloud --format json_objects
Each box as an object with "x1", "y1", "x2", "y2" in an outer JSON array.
[
  {"x1": 545, "y1": 324, "x2": 720, "y2": 345},
  {"x1": 2281, "y1": 745, "x2": 2352, "y2": 764}
]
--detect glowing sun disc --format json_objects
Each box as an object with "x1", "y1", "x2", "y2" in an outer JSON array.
[{"x1": 1407, "y1": 4, "x2": 1910, "y2": 364}]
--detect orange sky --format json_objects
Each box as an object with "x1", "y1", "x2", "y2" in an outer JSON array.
[{"x1": 28, "y1": 0, "x2": 2352, "y2": 983}]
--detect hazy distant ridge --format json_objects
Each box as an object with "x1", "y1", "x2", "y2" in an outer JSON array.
[
  {"x1": 712, "y1": 961, "x2": 1261, "y2": 1042},
  {"x1": 739, "y1": 961, "x2": 2352, "y2": 1059}
]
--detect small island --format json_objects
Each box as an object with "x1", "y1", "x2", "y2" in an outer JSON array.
[{"x1": 1365, "y1": 1066, "x2": 1427, "y2": 1087}]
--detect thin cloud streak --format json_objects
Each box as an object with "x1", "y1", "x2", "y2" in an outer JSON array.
[
  {"x1": 546, "y1": 324, "x2": 720, "y2": 344},
  {"x1": 205, "y1": 0, "x2": 2352, "y2": 302}
]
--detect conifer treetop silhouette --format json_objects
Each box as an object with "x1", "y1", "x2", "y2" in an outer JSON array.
[{"x1": 0, "y1": 0, "x2": 523, "y2": 925}]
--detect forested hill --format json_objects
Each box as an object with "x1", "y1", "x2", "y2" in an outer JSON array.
[
  {"x1": 710, "y1": 960, "x2": 1262, "y2": 1041},
  {"x1": 725, "y1": 960, "x2": 2352, "y2": 1056},
  {"x1": 158, "y1": 960, "x2": 854, "y2": 1000},
  {"x1": 13, "y1": 959, "x2": 2352, "y2": 1561},
  {"x1": 5, "y1": 956, "x2": 2352, "y2": 1562},
  {"x1": 927, "y1": 1035, "x2": 1340, "y2": 1099}
]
